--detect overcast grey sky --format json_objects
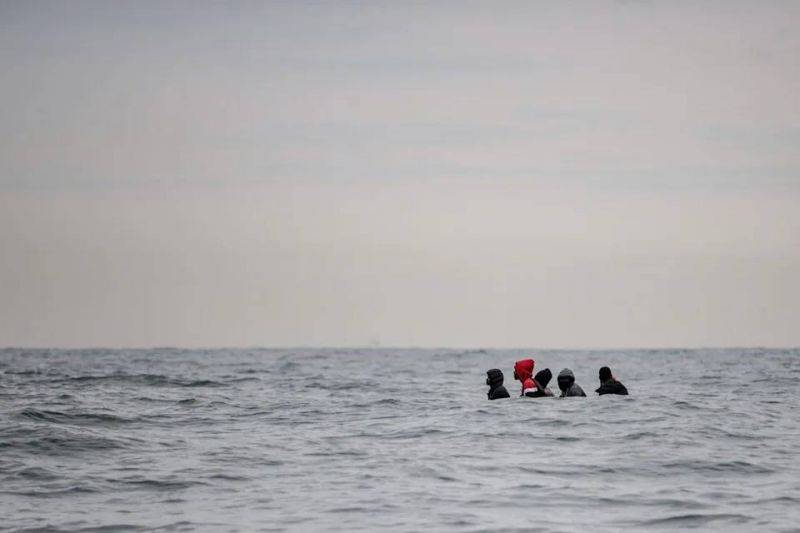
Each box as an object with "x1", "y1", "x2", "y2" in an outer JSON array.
[{"x1": 1, "y1": 1, "x2": 798, "y2": 348}]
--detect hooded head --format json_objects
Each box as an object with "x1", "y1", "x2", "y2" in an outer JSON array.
[
  {"x1": 486, "y1": 369, "x2": 504, "y2": 389},
  {"x1": 599, "y1": 366, "x2": 613, "y2": 383},
  {"x1": 534, "y1": 368, "x2": 553, "y2": 389},
  {"x1": 557, "y1": 368, "x2": 575, "y2": 392},
  {"x1": 513, "y1": 359, "x2": 535, "y2": 382}
]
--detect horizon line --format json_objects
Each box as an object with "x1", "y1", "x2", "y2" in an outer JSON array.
[{"x1": 1, "y1": 345, "x2": 797, "y2": 352}]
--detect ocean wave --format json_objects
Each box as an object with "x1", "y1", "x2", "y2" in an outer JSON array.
[
  {"x1": 315, "y1": 380, "x2": 379, "y2": 391},
  {"x1": 177, "y1": 398, "x2": 198, "y2": 405},
  {"x1": 0, "y1": 430, "x2": 132, "y2": 453},
  {"x1": 223, "y1": 376, "x2": 261, "y2": 383},
  {"x1": 14, "y1": 524, "x2": 148, "y2": 532},
  {"x1": 4, "y1": 368, "x2": 51, "y2": 376},
  {"x1": 55, "y1": 374, "x2": 226, "y2": 388},
  {"x1": 346, "y1": 398, "x2": 402, "y2": 409},
  {"x1": 134, "y1": 396, "x2": 199, "y2": 405},
  {"x1": 113, "y1": 478, "x2": 208, "y2": 491},
  {"x1": 5, "y1": 465, "x2": 60, "y2": 480},
  {"x1": 639, "y1": 513, "x2": 752, "y2": 527},
  {"x1": 661, "y1": 459, "x2": 774, "y2": 474},
  {"x1": 17, "y1": 408, "x2": 139, "y2": 426},
  {"x1": 1, "y1": 485, "x2": 100, "y2": 497}
]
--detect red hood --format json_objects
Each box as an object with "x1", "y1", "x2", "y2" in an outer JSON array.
[{"x1": 514, "y1": 359, "x2": 535, "y2": 382}]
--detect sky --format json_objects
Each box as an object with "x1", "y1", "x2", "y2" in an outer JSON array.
[{"x1": 1, "y1": 0, "x2": 798, "y2": 348}]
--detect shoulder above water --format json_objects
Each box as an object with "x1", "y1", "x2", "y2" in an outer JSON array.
[{"x1": 596, "y1": 379, "x2": 628, "y2": 395}]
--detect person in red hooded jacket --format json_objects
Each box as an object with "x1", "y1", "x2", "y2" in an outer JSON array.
[{"x1": 513, "y1": 359, "x2": 536, "y2": 396}]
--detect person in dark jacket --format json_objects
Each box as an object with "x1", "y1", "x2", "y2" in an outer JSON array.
[
  {"x1": 595, "y1": 366, "x2": 628, "y2": 395},
  {"x1": 524, "y1": 368, "x2": 554, "y2": 397},
  {"x1": 485, "y1": 369, "x2": 510, "y2": 400},
  {"x1": 557, "y1": 368, "x2": 586, "y2": 397}
]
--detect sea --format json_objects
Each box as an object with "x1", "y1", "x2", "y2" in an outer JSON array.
[{"x1": 1, "y1": 348, "x2": 799, "y2": 532}]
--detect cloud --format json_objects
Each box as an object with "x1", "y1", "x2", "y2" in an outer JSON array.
[{"x1": 1, "y1": 1, "x2": 798, "y2": 346}]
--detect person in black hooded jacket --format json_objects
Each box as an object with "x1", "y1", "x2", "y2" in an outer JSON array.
[
  {"x1": 485, "y1": 369, "x2": 510, "y2": 400},
  {"x1": 596, "y1": 366, "x2": 628, "y2": 395},
  {"x1": 524, "y1": 368, "x2": 554, "y2": 397},
  {"x1": 557, "y1": 368, "x2": 586, "y2": 397}
]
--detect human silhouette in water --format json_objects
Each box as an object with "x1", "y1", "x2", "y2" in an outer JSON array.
[
  {"x1": 513, "y1": 359, "x2": 536, "y2": 396},
  {"x1": 524, "y1": 369, "x2": 554, "y2": 397},
  {"x1": 485, "y1": 369, "x2": 510, "y2": 400},
  {"x1": 557, "y1": 368, "x2": 586, "y2": 397},
  {"x1": 596, "y1": 366, "x2": 628, "y2": 395}
]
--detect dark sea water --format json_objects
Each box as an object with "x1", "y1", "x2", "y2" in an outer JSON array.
[{"x1": 1, "y1": 348, "x2": 799, "y2": 532}]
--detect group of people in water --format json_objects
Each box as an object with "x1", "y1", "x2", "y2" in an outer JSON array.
[{"x1": 485, "y1": 358, "x2": 628, "y2": 399}]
